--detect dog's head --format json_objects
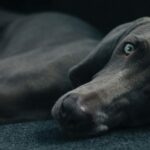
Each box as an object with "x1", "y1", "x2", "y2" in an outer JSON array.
[{"x1": 52, "y1": 17, "x2": 150, "y2": 136}]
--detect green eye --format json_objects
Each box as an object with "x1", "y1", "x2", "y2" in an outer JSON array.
[{"x1": 124, "y1": 43, "x2": 135, "y2": 55}]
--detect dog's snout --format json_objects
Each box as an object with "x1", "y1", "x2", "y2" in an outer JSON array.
[
  {"x1": 60, "y1": 94, "x2": 85, "y2": 122},
  {"x1": 57, "y1": 93, "x2": 94, "y2": 132},
  {"x1": 60, "y1": 94, "x2": 79, "y2": 118}
]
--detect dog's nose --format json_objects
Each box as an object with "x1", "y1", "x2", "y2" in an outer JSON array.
[
  {"x1": 58, "y1": 94, "x2": 93, "y2": 131},
  {"x1": 60, "y1": 94, "x2": 85, "y2": 122}
]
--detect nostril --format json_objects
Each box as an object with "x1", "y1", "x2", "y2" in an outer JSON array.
[
  {"x1": 61, "y1": 93, "x2": 79, "y2": 110},
  {"x1": 59, "y1": 93, "x2": 86, "y2": 123},
  {"x1": 59, "y1": 94, "x2": 78, "y2": 118},
  {"x1": 60, "y1": 101, "x2": 70, "y2": 119}
]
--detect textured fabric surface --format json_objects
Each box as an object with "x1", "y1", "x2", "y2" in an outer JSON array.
[{"x1": 0, "y1": 120, "x2": 150, "y2": 150}]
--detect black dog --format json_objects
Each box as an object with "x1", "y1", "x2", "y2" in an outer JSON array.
[{"x1": 0, "y1": 10, "x2": 150, "y2": 137}]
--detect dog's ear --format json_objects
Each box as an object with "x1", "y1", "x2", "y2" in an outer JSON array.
[{"x1": 69, "y1": 22, "x2": 132, "y2": 87}]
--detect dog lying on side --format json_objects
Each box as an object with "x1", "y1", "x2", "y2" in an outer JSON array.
[{"x1": 0, "y1": 10, "x2": 150, "y2": 137}]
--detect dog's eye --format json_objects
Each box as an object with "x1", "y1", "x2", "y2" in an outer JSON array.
[{"x1": 123, "y1": 43, "x2": 135, "y2": 55}]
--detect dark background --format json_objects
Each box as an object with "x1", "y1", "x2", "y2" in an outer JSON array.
[{"x1": 0, "y1": 0, "x2": 149, "y2": 33}]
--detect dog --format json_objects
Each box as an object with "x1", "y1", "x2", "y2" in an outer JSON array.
[
  {"x1": 0, "y1": 10, "x2": 150, "y2": 137},
  {"x1": 52, "y1": 17, "x2": 150, "y2": 136}
]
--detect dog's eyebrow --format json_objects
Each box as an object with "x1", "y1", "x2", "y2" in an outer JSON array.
[
  {"x1": 121, "y1": 34, "x2": 144, "y2": 44},
  {"x1": 116, "y1": 18, "x2": 150, "y2": 49}
]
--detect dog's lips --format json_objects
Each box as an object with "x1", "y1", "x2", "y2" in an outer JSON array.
[
  {"x1": 52, "y1": 108, "x2": 109, "y2": 137},
  {"x1": 59, "y1": 123, "x2": 109, "y2": 138}
]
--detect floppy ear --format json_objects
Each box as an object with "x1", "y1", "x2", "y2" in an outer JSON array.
[{"x1": 69, "y1": 22, "x2": 132, "y2": 87}]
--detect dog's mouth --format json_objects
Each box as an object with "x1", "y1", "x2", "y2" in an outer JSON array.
[
  {"x1": 52, "y1": 107, "x2": 95, "y2": 136},
  {"x1": 51, "y1": 95, "x2": 110, "y2": 137},
  {"x1": 55, "y1": 117, "x2": 109, "y2": 137}
]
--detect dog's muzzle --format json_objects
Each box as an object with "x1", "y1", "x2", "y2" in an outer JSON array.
[{"x1": 51, "y1": 93, "x2": 95, "y2": 133}]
